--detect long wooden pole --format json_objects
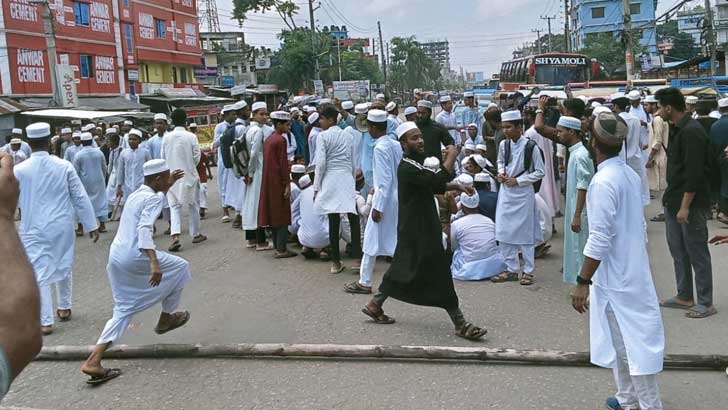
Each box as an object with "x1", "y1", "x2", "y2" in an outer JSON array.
[{"x1": 35, "y1": 343, "x2": 728, "y2": 370}]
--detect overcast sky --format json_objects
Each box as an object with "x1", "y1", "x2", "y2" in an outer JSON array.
[{"x1": 211, "y1": 0, "x2": 691, "y2": 77}]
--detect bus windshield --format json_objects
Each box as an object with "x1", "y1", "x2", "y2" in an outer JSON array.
[{"x1": 535, "y1": 65, "x2": 587, "y2": 86}]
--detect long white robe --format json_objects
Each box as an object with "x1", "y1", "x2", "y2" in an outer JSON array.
[
  {"x1": 162, "y1": 126, "x2": 201, "y2": 207},
  {"x1": 1, "y1": 140, "x2": 31, "y2": 157},
  {"x1": 313, "y1": 126, "x2": 357, "y2": 215},
  {"x1": 436, "y1": 109, "x2": 462, "y2": 146},
  {"x1": 362, "y1": 134, "x2": 402, "y2": 257},
  {"x1": 584, "y1": 156, "x2": 664, "y2": 376},
  {"x1": 63, "y1": 144, "x2": 81, "y2": 163},
  {"x1": 146, "y1": 133, "x2": 164, "y2": 159},
  {"x1": 344, "y1": 126, "x2": 363, "y2": 172},
  {"x1": 9, "y1": 148, "x2": 27, "y2": 164},
  {"x1": 450, "y1": 213, "x2": 505, "y2": 281},
  {"x1": 222, "y1": 122, "x2": 247, "y2": 211},
  {"x1": 242, "y1": 122, "x2": 265, "y2": 230},
  {"x1": 308, "y1": 126, "x2": 321, "y2": 164},
  {"x1": 289, "y1": 183, "x2": 302, "y2": 235},
  {"x1": 213, "y1": 121, "x2": 229, "y2": 207},
  {"x1": 72, "y1": 146, "x2": 108, "y2": 218},
  {"x1": 495, "y1": 136, "x2": 546, "y2": 245},
  {"x1": 116, "y1": 146, "x2": 152, "y2": 203},
  {"x1": 106, "y1": 146, "x2": 122, "y2": 207},
  {"x1": 525, "y1": 126, "x2": 559, "y2": 217},
  {"x1": 619, "y1": 112, "x2": 650, "y2": 206},
  {"x1": 99, "y1": 185, "x2": 191, "y2": 344},
  {"x1": 297, "y1": 187, "x2": 330, "y2": 249},
  {"x1": 15, "y1": 152, "x2": 97, "y2": 287}
]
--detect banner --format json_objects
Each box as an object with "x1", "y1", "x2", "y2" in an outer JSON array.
[
  {"x1": 56, "y1": 64, "x2": 77, "y2": 108},
  {"x1": 332, "y1": 80, "x2": 370, "y2": 101},
  {"x1": 313, "y1": 79, "x2": 324, "y2": 96}
]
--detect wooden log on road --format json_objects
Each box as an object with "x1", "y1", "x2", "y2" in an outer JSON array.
[{"x1": 35, "y1": 343, "x2": 728, "y2": 370}]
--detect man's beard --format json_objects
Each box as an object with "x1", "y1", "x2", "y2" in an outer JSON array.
[
  {"x1": 406, "y1": 149, "x2": 426, "y2": 163},
  {"x1": 416, "y1": 116, "x2": 430, "y2": 127}
]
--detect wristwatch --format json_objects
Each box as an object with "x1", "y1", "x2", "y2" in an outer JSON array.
[
  {"x1": 576, "y1": 275, "x2": 593, "y2": 286},
  {"x1": 535, "y1": 109, "x2": 544, "y2": 114}
]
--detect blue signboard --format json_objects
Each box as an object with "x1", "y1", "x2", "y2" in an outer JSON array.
[{"x1": 221, "y1": 76, "x2": 235, "y2": 87}]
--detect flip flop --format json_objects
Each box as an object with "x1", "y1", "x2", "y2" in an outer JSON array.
[
  {"x1": 168, "y1": 241, "x2": 182, "y2": 252},
  {"x1": 155, "y1": 311, "x2": 190, "y2": 334},
  {"x1": 192, "y1": 234, "x2": 207, "y2": 244},
  {"x1": 85, "y1": 368, "x2": 122, "y2": 386},
  {"x1": 686, "y1": 305, "x2": 717, "y2": 319},
  {"x1": 659, "y1": 297, "x2": 694, "y2": 310}
]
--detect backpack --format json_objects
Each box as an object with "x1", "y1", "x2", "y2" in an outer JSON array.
[
  {"x1": 219, "y1": 122, "x2": 236, "y2": 169},
  {"x1": 231, "y1": 124, "x2": 250, "y2": 178},
  {"x1": 504, "y1": 138, "x2": 544, "y2": 192}
]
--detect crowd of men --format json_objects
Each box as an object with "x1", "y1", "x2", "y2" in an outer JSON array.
[{"x1": 2, "y1": 84, "x2": 727, "y2": 409}]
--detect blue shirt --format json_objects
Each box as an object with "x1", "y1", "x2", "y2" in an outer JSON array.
[
  {"x1": 291, "y1": 120, "x2": 306, "y2": 157},
  {"x1": 477, "y1": 187, "x2": 498, "y2": 221},
  {"x1": 709, "y1": 115, "x2": 728, "y2": 152}
]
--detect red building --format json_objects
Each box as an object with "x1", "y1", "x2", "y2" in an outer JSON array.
[{"x1": 0, "y1": 0, "x2": 202, "y2": 103}]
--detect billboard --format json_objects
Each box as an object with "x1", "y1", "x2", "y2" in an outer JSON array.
[{"x1": 332, "y1": 80, "x2": 370, "y2": 102}]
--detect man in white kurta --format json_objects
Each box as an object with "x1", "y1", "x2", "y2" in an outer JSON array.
[
  {"x1": 63, "y1": 133, "x2": 82, "y2": 164},
  {"x1": 345, "y1": 111, "x2": 402, "y2": 294},
  {"x1": 435, "y1": 96, "x2": 463, "y2": 146},
  {"x1": 162, "y1": 110, "x2": 204, "y2": 251},
  {"x1": 15, "y1": 123, "x2": 99, "y2": 334},
  {"x1": 572, "y1": 111, "x2": 664, "y2": 410},
  {"x1": 105, "y1": 129, "x2": 123, "y2": 213},
  {"x1": 525, "y1": 125, "x2": 560, "y2": 218},
  {"x1": 308, "y1": 114, "x2": 322, "y2": 165},
  {"x1": 2, "y1": 128, "x2": 31, "y2": 157},
  {"x1": 493, "y1": 110, "x2": 545, "y2": 285},
  {"x1": 223, "y1": 114, "x2": 248, "y2": 225},
  {"x1": 213, "y1": 107, "x2": 233, "y2": 222},
  {"x1": 313, "y1": 104, "x2": 360, "y2": 273},
  {"x1": 116, "y1": 129, "x2": 152, "y2": 205},
  {"x1": 73, "y1": 133, "x2": 108, "y2": 232},
  {"x1": 450, "y1": 192, "x2": 505, "y2": 281},
  {"x1": 7, "y1": 139, "x2": 27, "y2": 164},
  {"x1": 297, "y1": 175, "x2": 330, "y2": 251},
  {"x1": 242, "y1": 102, "x2": 270, "y2": 248},
  {"x1": 146, "y1": 113, "x2": 168, "y2": 159},
  {"x1": 81, "y1": 159, "x2": 191, "y2": 385},
  {"x1": 612, "y1": 93, "x2": 650, "y2": 206}
]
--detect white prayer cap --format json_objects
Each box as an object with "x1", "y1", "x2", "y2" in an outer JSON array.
[
  {"x1": 291, "y1": 164, "x2": 306, "y2": 173},
  {"x1": 12, "y1": 128, "x2": 22, "y2": 134},
  {"x1": 644, "y1": 95, "x2": 657, "y2": 104},
  {"x1": 476, "y1": 144, "x2": 487, "y2": 152},
  {"x1": 233, "y1": 100, "x2": 248, "y2": 110},
  {"x1": 123, "y1": 120, "x2": 133, "y2": 125},
  {"x1": 719, "y1": 98, "x2": 728, "y2": 108},
  {"x1": 10, "y1": 138, "x2": 22, "y2": 144},
  {"x1": 385, "y1": 101, "x2": 397, "y2": 112},
  {"x1": 306, "y1": 106, "x2": 317, "y2": 113},
  {"x1": 501, "y1": 110, "x2": 522, "y2": 122},
  {"x1": 593, "y1": 111, "x2": 628, "y2": 147},
  {"x1": 307, "y1": 112, "x2": 320, "y2": 124},
  {"x1": 221, "y1": 104, "x2": 236, "y2": 114},
  {"x1": 417, "y1": 100, "x2": 433, "y2": 109},
  {"x1": 592, "y1": 106, "x2": 612, "y2": 117},
  {"x1": 474, "y1": 172, "x2": 491, "y2": 183},
  {"x1": 610, "y1": 92, "x2": 627, "y2": 102},
  {"x1": 463, "y1": 92, "x2": 474, "y2": 98},
  {"x1": 396, "y1": 121, "x2": 419, "y2": 140},
  {"x1": 105, "y1": 127, "x2": 118, "y2": 135},
  {"x1": 72, "y1": 130, "x2": 81, "y2": 138},
  {"x1": 467, "y1": 123, "x2": 478, "y2": 128},
  {"x1": 557, "y1": 116, "x2": 582, "y2": 131},
  {"x1": 488, "y1": 103, "x2": 498, "y2": 109},
  {"x1": 299, "y1": 174, "x2": 312, "y2": 188},
  {"x1": 61, "y1": 127, "x2": 72, "y2": 134},
  {"x1": 710, "y1": 110, "x2": 721, "y2": 119},
  {"x1": 25, "y1": 122, "x2": 51, "y2": 139},
  {"x1": 439, "y1": 95, "x2": 452, "y2": 103},
  {"x1": 456, "y1": 173, "x2": 474, "y2": 186},
  {"x1": 290, "y1": 107, "x2": 301, "y2": 113},
  {"x1": 404, "y1": 106, "x2": 417, "y2": 116},
  {"x1": 627, "y1": 90, "x2": 642, "y2": 101},
  {"x1": 319, "y1": 98, "x2": 332, "y2": 104},
  {"x1": 376, "y1": 93, "x2": 385, "y2": 100},
  {"x1": 471, "y1": 154, "x2": 487, "y2": 169},
  {"x1": 80, "y1": 132, "x2": 93, "y2": 141},
  {"x1": 463, "y1": 143, "x2": 476, "y2": 151},
  {"x1": 461, "y1": 156, "x2": 471, "y2": 167},
  {"x1": 460, "y1": 191, "x2": 480, "y2": 209},
  {"x1": 270, "y1": 111, "x2": 291, "y2": 121},
  {"x1": 82, "y1": 123, "x2": 95, "y2": 132},
  {"x1": 189, "y1": 123, "x2": 198, "y2": 128},
  {"x1": 423, "y1": 156, "x2": 440, "y2": 171},
  {"x1": 686, "y1": 96, "x2": 698, "y2": 104},
  {"x1": 153, "y1": 113, "x2": 168, "y2": 121},
  {"x1": 590, "y1": 101, "x2": 602, "y2": 107},
  {"x1": 143, "y1": 159, "x2": 169, "y2": 176},
  {"x1": 354, "y1": 103, "x2": 369, "y2": 114},
  {"x1": 342, "y1": 101, "x2": 354, "y2": 110},
  {"x1": 128, "y1": 128, "x2": 143, "y2": 138},
  {"x1": 367, "y1": 109, "x2": 387, "y2": 123},
  {"x1": 252, "y1": 102, "x2": 267, "y2": 112}
]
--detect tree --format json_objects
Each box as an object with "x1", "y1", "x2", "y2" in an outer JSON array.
[
  {"x1": 580, "y1": 32, "x2": 647, "y2": 79},
  {"x1": 337, "y1": 49, "x2": 383, "y2": 83},
  {"x1": 388, "y1": 36, "x2": 442, "y2": 94},
  {"x1": 265, "y1": 28, "x2": 332, "y2": 92},
  {"x1": 232, "y1": 0, "x2": 299, "y2": 31},
  {"x1": 656, "y1": 20, "x2": 699, "y2": 62}
]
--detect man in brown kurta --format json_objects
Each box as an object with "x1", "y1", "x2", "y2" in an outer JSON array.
[{"x1": 258, "y1": 111, "x2": 296, "y2": 258}]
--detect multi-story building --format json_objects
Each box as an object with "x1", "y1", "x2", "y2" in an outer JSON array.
[
  {"x1": 0, "y1": 0, "x2": 202, "y2": 105},
  {"x1": 418, "y1": 40, "x2": 451, "y2": 75},
  {"x1": 676, "y1": 7, "x2": 705, "y2": 46},
  {"x1": 716, "y1": 0, "x2": 728, "y2": 45},
  {"x1": 570, "y1": 0, "x2": 657, "y2": 55}
]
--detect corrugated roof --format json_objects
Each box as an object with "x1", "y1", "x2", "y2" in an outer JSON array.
[{"x1": 0, "y1": 98, "x2": 29, "y2": 115}]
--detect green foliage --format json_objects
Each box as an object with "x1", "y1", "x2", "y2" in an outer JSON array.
[
  {"x1": 388, "y1": 36, "x2": 442, "y2": 93},
  {"x1": 656, "y1": 20, "x2": 699, "y2": 62},
  {"x1": 232, "y1": 0, "x2": 299, "y2": 30},
  {"x1": 580, "y1": 32, "x2": 647, "y2": 78}
]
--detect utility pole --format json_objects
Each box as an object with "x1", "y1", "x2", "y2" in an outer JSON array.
[
  {"x1": 308, "y1": 0, "x2": 320, "y2": 80},
  {"x1": 704, "y1": 0, "x2": 717, "y2": 83},
  {"x1": 564, "y1": 0, "x2": 570, "y2": 52},
  {"x1": 622, "y1": 0, "x2": 634, "y2": 81},
  {"x1": 541, "y1": 15, "x2": 556, "y2": 52},
  {"x1": 336, "y1": 38, "x2": 342, "y2": 81},
  {"x1": 531, "y1": 29, "x2": 543, "y2": 54},
  {"x1": 378, "y1": 21, "x2": 387, "y2": 87},
  {"x1": 35, "y1": 0, "x2": 61, "y2": 107}
]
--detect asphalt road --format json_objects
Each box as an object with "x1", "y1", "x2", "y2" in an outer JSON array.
[{"x1": 3, "y1": 179, "x2": 728, "y2": 409}]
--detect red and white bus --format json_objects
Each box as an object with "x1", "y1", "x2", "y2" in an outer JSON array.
[{"x1": 499, "y1": 53, "x2": 599, "y2": 91}]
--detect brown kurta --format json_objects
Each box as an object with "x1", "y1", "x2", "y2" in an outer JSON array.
[{"x1": 258, "y1": 131, "x2": 291, "y2": 228}]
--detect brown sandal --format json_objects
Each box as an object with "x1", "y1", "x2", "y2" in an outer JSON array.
[
  {"x1": 491, "y1": 272, "x2": 519, "y2": 283},
  {"x1": 520, "y1": 273, "x2": 534, "y2": 286},
  {"x1": 361, "y1": 304, "x2": 395, "y2": 324},
  {"x1": 154, "y1": 311, "x2": 190, "y2": 334},
  {"x1": 455, "y1": 322, "x2": 487, "y2": 341}
]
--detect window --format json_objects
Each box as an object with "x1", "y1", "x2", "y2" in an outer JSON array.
[
  {"x1": 155, "y1": 19, "x2": 166, "y2": 39},
  {"x1": 74, "y1": 1, "x2": 90, "y2": 26},
  {"x1": 124, "y1": 24, "x2": 134, "y2": 51},
  {"x1": 80, "y1": 55, "x2": 93, "y2": 78},
  {"x1": 630, "y1": 3, "x2": 640, "y2": 15},
  {"x1": 122, "y1": 0, "x2": 129, "y2": 6},
  {"x1": 180, "y1": 67, "x2": 188, "y2": 83},
  {"x1": 591, "y1": 7, "x2": 605, "y2": 19}
]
